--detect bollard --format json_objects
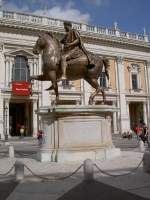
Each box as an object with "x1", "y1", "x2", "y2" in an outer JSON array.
[
  {"x1": 83, "y1": 159, "x2": 94, "y2": 181},
  {"x1": 15, "y1": 160, "x2": 24, "y2": 181},
  {"x1": 143, "y1": 151, "x2": 150, "y2": 173},
  {"x1": 9, "y1": 145, "x2": 15, "y2": 158},
  {"x1": 139, "y1": 140, "x2": 145, "y2": 152}
]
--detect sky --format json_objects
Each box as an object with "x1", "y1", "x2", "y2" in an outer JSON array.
[{"x1": 0, "y1": 0, "x2": 149, "y2": 36}]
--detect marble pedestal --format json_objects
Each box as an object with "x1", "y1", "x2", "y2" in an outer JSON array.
[{"x1": 37, "y1": 105, "x2": 120, "y2": 162}]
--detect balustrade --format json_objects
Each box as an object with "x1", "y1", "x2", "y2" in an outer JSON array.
[{"x1": 0, "y1": 10, "x2": 147, "y2": 42}]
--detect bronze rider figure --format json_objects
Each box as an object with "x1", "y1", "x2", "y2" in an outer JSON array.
[{"x1": 60, "y1": 21, "x2": 89, "y2": 79}]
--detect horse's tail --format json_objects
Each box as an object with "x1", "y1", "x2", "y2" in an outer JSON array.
[{"x1": 103, "y1": 58, "x2": 110, "y2": 80}]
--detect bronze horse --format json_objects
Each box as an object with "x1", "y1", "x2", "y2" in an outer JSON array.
[{"x1": 32, "y1": 33, "x2": 109, "y2": 104}]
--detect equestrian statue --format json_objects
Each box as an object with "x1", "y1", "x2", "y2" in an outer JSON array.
[{"x1": 31, "y1": 21, "x2": 110, "y2": 105}]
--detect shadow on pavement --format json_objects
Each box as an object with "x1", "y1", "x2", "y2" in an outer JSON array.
[
  {"x1": 0, "y1": 181, "x2": 18, "y2": 200},
  {"x1": 57, "y1": 180, "x2": 149, "y2": 200}
]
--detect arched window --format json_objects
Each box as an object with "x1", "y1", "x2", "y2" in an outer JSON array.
[{"x1": 12, "y1": 56, "x2": 30, "y2": 81}]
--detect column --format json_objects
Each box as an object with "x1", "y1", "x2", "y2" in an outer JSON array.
[
  {"x1": 33, "y1": 60, "x2": 38, "y2": 88},
  {"x1": 0, "y1": 99, "x2": 4, "y2": 139},
  {"x1": 147, "y1": 99, "x2": 150, "y2": 130},
  {"x1": 80, "y1": 79, "x2": 84, "y2": 105},
  {"x1": 38, "y1": 54, "x2": 42, "y2": 75},
  {"x1": 0, "y1": 46, "x2": 5, "y2": 88},
  {"x1": 37, "y1": 55, "x2": 43, "y2": 107},
  {"x1": 9, "y1": 58, "x2": 14, "y2": 84},
  {"x1": 143, "y1": 102, "x2": 148, "y2": 125},
  {"x1": 116, "y1": 57, "x2": 130, "y2": 133},
  {"x1": 32, "y1": 100, "x2": 38, "y2": 137},
  {"x1": 126, "y1": 101, "x2": 131, "y2": 129},
  {"x1": 83, "y1": 80, "x2": 92, "y2": 105},
  {"x1": 112, "y1": 101, "x2": 118, "y2": 134},
  {"x1": 25, "y1": 102, "x2": 30, "y2": 136},
  {"x1": 0, "y1": 46, "x2": 4, "y2": 139},
  {"x1": 146, "y1": 60, "x2": 150, "y2": 129},
  {"x1": 29, "y1": 60, "x2": 36, "y2": 90},
  {"x1": 4, "y1": 99, "x2": 10, "y2": 139},
  {"x1": 29, "y1": 60, "x2": 33, "y2": 76},
  {"x1": 5, "y1": 59, "x2": 9, "y2": 87}
]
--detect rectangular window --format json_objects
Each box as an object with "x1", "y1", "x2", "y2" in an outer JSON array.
[
  {"x1": 100, "y1": 72, "x2": 107, "y2": 88},
  {"x1": 132, "y1": 74, "x2": 138, "y2": 90},
  {"x1": 12, "y1": 56, "x2": 30, "y2": 82}
]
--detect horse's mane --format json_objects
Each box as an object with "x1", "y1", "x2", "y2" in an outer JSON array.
[
  {"x1": 40, "y1": 32, "x2": 61, "y2": 65},
  {"x1": 45, "y1": 32, "x2": 61, "y2": 49}
]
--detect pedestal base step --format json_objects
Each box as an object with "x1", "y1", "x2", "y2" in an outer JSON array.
[{"x1": 37, "y1": 148, "x2": 121, "y2": 163}]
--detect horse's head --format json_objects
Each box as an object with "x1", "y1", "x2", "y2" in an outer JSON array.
[
  {"x1": 33, "y1": 33, "x2": 61, "y2": 56},
  {"x1": 33, "y1": 33, "x2": 48, "y2": 55}
]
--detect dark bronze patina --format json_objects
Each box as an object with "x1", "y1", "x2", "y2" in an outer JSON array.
[{"x1": 32, "y1": 21, "x2": 110, "y2": 105}]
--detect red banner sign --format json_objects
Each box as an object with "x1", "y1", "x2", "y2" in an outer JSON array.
[{"x1": 12, "y1": 81, "x2": 31, "y2": 96}]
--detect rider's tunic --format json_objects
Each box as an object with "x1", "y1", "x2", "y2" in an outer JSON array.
[{"x1": 61, "y1": 29, "x2": 85, "y2": 60}]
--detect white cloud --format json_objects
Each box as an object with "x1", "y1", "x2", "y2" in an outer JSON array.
[
  {"x1": 34, "y1": 6, "x2": 90, "y2": 23},
  {"x1": 87, "y1": 0, "x2": 110, "y2": 6},
  {"x1": 2, "y1": 0, "x2": 90, "y2": 23},
  {"x1": 34, "y1": 1, "x2": 90, "y2": 23}
]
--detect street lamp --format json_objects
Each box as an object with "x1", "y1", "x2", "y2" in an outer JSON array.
[{"x1": 4, "y1": 105, "x2": 8, "y2": 141}]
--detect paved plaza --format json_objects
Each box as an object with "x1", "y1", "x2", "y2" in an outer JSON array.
[{"x1": 0, "y1": 137, "x2": 150, "y2": 200}]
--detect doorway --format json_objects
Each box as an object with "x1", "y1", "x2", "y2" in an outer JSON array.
[
  {"x1": 129, "y1": 102, "x2": 143, "y2": 129},
  {"x1": 9, "y1": 102, "x2": 32, "y2": 136}
]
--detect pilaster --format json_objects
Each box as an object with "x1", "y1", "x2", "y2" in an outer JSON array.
[
  {"x1": 146, "y1": 60, "x2": 150, "y2": 128},
  {"x1": 33, "y1": 100, "x2": 38, "y2": 137},
  {"x1": 116, "y1": 56, "x2": 130, "y2": 133},
  {"x1": 83, "y1": 80, "x2": 91, "y2": 105},
  {"x1": 112, "y1": 102, "x2": 118, "y2": 134},
  {"x1": 0, "y1": 98, "x2": 4, "y2": 139},
  {"x1": 0, "y1": 44, "x2": 5, "y2": 88},
  {"x1": 143, "y1": 102, "x2": 148, "y2": 125},
  {"x1": 4, "y1": 99, "x2": 10, "y2": 139}
]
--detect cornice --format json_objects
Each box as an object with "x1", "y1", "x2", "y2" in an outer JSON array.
[
  {"x1": 1, "y1": 23, "x2": 150, "y2": 55},
  {"x1": 87, "y1": 44, "x2": 150, "y2": 61}
]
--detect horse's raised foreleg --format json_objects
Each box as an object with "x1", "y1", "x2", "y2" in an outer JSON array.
[
  {"x1": 51, "y1": 81, "x2": 59, "y2": 104},
  {"x1": 48, "y1": 71, "x2": 59, "y2": 104},
  {"x1": 85, "y1": 78, "x2": 105, "y2": 105}
]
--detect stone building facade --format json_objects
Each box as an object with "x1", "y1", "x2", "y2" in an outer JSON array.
[{"x1": 0, "y1": 10, "x2": 150, "y2": 139}]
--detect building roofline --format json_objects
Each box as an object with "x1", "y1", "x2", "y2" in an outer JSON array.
[{"x1": 0, "y1": 9, "x2": 149, "y2": 49}]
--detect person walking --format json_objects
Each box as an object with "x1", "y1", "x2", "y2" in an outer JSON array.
[
  {"x1": 37, "y1": 130, "x2": 44, "y2": 146},
  {"x1": 134, "y1": 124, "x2": 142, "y2": 141},
  {"x1": 141, "y1": 123, "x2": 150, "y2": 148},
  {"x1": 20, "y1": 125, "x2": 25, "y2": 138}
]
